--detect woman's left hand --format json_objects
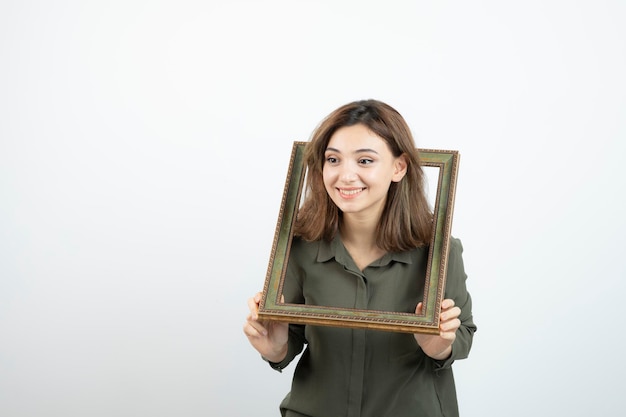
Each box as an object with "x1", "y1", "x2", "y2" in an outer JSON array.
[{"x1": 413, "y1": 299, "x2": 461, "y2": 360}]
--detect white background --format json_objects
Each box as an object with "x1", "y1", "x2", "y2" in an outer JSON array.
[{"x1": 1, "y1": 1, "x2": 625, "y2": 416}]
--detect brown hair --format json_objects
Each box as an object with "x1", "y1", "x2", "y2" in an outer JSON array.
[{"x1": 294, "y1": 99, "x2": 433, "y2": 252}]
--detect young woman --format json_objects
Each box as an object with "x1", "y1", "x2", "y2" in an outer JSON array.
[{"x1": 244, "y1": 99, "x2": 477, "y2": 417}]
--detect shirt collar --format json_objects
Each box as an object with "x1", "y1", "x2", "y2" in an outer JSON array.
[{"x1": 315, "y1": 234, "x2": 414, "y2": 266}]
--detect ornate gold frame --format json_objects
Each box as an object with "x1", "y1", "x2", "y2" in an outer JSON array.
[{"x1": 257, "y1": 141, "x2": 459, "y2": 334}]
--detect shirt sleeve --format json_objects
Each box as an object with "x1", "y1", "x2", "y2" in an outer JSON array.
[
  {"x1": 265, "y1": 323, "x2": 306, "y2": 372},
  {"x1": 265, "y1": 238, "x2": 307, "y2": 371},
  {"x1": 432, "y1": 237, "x2": 477, "y2": 370}
]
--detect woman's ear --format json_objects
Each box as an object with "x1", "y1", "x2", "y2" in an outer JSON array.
[{"x1": 392, "y1": 154, "x2": 408, "y2": 182}]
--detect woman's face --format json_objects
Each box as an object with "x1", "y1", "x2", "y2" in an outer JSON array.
[{"x1": 323, "y1": 124, "x2": 406, "y2": 221}]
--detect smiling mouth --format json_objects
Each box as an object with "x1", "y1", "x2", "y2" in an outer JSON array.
[{"x1": 339, "y1": 188, "x2": 365, "y2": 196}]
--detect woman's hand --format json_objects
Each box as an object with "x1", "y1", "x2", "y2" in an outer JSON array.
[
  {"x1": 413, "y1": 299, "x2": 461, "y2": 360},
  {"x1": 243, "y1": 292, "x2": 289, "y2": 363}
]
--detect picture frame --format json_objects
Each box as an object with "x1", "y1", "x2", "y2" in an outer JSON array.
[{"x1": 257, "y1": 141, "x2": 460, "y2": 334}]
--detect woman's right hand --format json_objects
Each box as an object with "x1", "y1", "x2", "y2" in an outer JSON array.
[{"x1": 243, "y1": 292, "x2": 289, "y2": 363}]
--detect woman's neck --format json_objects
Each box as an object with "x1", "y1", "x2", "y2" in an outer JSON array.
[
  {"x1": 339, "y1": 214, "x2": 387, "y2": 271},
  {"x1": 340, "y1": 214, "x2": 377, "y2": 248}
]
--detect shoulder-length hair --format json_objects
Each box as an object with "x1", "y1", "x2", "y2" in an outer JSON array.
[{"x1": 293, "y1": 99, "x2": 433, "y2": 252}]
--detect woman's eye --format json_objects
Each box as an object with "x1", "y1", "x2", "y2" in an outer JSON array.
[
  {"x1": 359, "y1": 158, "x2": 374, "y2": 165},
  {"x1": 326, "y1": 156, "x2": 338, "y2": 164}
]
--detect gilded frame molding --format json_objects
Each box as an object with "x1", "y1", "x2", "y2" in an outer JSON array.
[{"x1": 257, "y1": 141, "x2": 459, "y2": 334}]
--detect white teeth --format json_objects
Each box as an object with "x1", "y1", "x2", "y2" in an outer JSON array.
[{"x1": 340, "y1": 188, "x2": 363, "y2": 195}]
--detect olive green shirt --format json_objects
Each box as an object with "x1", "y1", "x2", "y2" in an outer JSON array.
[{"x1": 269, "y1": 235, "x2": 476, "y2": 417}]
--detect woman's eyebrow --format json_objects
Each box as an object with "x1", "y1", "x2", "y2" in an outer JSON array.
[
  {"x1": 354, "y1": 148, "x2": 379, "y2": 154},
  {"x1": 325, "y1": 147, "x2": 379, "y2": 154}
]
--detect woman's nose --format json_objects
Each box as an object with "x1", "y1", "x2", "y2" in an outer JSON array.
[{"x1": 340, "y1": 165, "x2": 357, "y2": 182}]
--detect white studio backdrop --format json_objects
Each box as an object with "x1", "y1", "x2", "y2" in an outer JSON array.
[{"x1": 1, "y1": 1, "x2": 625, "y2": 416}]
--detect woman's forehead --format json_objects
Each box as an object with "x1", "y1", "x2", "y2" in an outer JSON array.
[{"x1": 326, "y1": 125, "x2": 389, "y2": 153}]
